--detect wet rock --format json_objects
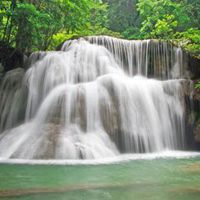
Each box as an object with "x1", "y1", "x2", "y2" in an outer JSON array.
[
  {"x1": 188, "y1": 55, "x2": 200, "y2": 79},
  {"x1": 194, "y1": 122, "x2": 200, "y2": 143},
  {"x1": 0, "y1": 43, "x2": 24, "y2": 72},
  {"x1": 0, "y1": 68, "x2": 27, "y2": 132},
  {"x1": 184, "y1": 85, "x2": 200, "y2": 147},
  {"x1": 37, "y1": 123, "x2": 62, "y2": 159}
]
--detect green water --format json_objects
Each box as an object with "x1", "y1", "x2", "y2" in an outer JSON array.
[{"x1": 0, "y1": 158, "x2": 200, "y2": 200}]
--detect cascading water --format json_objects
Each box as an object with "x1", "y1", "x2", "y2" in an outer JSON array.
[{"x1": 0, "y1": 36, "x2": 190, "y2": 160}]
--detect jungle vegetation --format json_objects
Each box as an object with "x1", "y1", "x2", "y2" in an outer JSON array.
[{"x1": 0, "y1": 0, "x2": 199, "y2": 55}]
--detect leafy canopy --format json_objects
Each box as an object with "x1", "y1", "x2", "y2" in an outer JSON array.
[{"x1": 137, "y1": 0, "x2": 190, "y2": 39}]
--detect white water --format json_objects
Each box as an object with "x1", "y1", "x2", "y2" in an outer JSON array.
[
  {"x1": 0, "y1": 151, "x2": 200, "y2": 165},
  {"x1": 0, "y1": 36, "x2": 190, "y2": 160}
]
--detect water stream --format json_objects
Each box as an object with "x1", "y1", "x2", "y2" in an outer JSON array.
[{"x1": 0, "y1": 36, "x2": 195, "y2": 160}]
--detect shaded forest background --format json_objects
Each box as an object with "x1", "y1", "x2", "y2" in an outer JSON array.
[{"x1": 0, "y1": 0, "x2": 199, "y2": 55}]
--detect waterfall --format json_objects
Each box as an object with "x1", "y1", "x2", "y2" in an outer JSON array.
[{"x1": 0, "y1": 36, "x2": 189, "y2": 160}]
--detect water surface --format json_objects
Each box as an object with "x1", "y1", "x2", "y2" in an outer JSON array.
[{"x1": 0, "y1": 156, "x2": 200, "y2": 200}]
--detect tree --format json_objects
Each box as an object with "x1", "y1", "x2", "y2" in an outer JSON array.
[
  {"x1": 0, "y1": 0, "x2": 17, "y2": 43},
  {"x1": 186, "y1": 0, "x2": 200, "y2": 29},
  {"x1": 137, "y1": 0, "x2": 190, "y2": 39},
  {"x1": 103, "y1": 0, "x2": 141, "y2": 39},
  {"x1": 0, "y1": 0, "x2": 109, "y2": 52},
  {"x1": 0, "y1": 0, "x2": 199, "y2": 53},
  {"x1": 49, "y1": 0, "x2": 121, "y2": 49}
]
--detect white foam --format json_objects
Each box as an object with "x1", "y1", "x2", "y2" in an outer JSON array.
[{"x1": 0, "y1": 151, "x2": 199, "y2": 166}]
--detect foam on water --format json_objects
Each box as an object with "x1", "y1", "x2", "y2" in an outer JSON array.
[{"x1": 0, "y1": 151, "x2": 200, "y2": 166}]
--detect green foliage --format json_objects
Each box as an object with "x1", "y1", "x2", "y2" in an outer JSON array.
[
  {"x1": 90, "y1": 1, "x2": 109, "y2": 28},
  {"x1": 49, "y1": 0, "x2": 120, "y2": 49},
  {"x1": 122, "y1": 27, "x2": 142, "y2": 40},
  {"x1": 104, "y1": 0, "x2": 141, "y2": 38},
  {"x1": 50, "y1": 32, "x2": 74, "y2": 50},
  {"x1": 174, "y1": 28, "x2": 200, "y2": 55},
  {"x1": 50, "y1": 29, "x2": 121, "y2": 50},
  {"x1": 186, "y1": 0, "x2": 200, "y2": 29},
  {"x1": 0, "y1": 0, "x2": 116, "y2": 52},
  {"x1": 195, "y1": 81, "x2": 200, "y2": 89},
  {"x1": 13, "y1": 3, "x2": 50, "y2": 52},
  {"x1": 0, "y1": 0, "x2": 199, "y2": 56},
  {"x1": 137, "y1": 0, "x2": 190, "y2": 39},
  {"x1": 0, "y1": 0, "x2": 15, "y2": 41}
]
